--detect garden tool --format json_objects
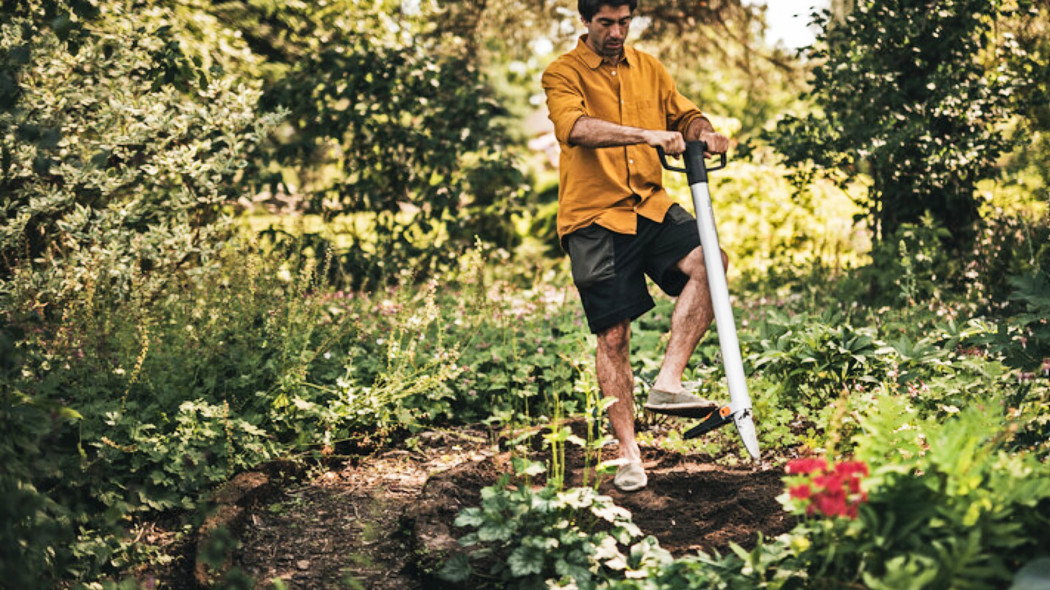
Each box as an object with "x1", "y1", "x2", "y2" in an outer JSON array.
[{"x1": 658, "y1": 141, "x2": 760, "y2": 460}]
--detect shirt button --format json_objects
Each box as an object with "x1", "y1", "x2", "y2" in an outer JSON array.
[
  {"x1": 611, "y1": 71, "x2": 617, "y2": 76},
  {"x1": 629, "y1": 159, "x2": 634, "y2": 164}
]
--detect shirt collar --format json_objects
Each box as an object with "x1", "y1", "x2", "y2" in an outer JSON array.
[{"x1": 575, "y1": 35, "x2": 633, "y2": 69}]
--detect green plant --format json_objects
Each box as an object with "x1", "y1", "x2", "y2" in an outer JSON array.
[
  {"x1": 606, "y1": 397, "x2": 1050, "y2": 590},
  {"x1": 1, "y1": 4, "x2": 282, "y2": 311},
  {"x1": 0, "y1": 1, "x2": 282, "y2": 584},
  {"x1": 254, "y1": 1, "x2": 526, "y2": 290},
  {"x1": 782, "y1": 402, "x2": 1050, "y2": 589},
  {"x1": 963, "y1": 206, "x2": 1050, "y2": 311},
  {"x1": 1007, "y1": 268, "x2": 1050, "y2": 365},
  {"x1": 442, "y1": 467, "x2": 671, "y2": 589},
  {"x1": 864, "y1": 214, "x2": 955, "y2": 306},
  {"x1": 748, "y1": 309, "x2": 887, "y2": 410},
  {"x1": 771, "y1": 0, "x2": 1031, "y2": 259}
]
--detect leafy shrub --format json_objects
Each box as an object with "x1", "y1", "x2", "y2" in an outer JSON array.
[
  {"x1": 771, "y1": 0, "x2": 1030, "y2": 256},
  {"x1": 255, "y1": 5, "x2": 527, "y2": 290},
  {"x1": 747, "y1": 309, "x2": 887, "y2": 410},
  {"x1": 1006, "y1": 268, "x2": 1050, "y2": 365},
  {"x1": 963, "y1": 207, "x2": 1050, "y2": 311},
  {"x1": 335, "y1": 245, "x2": 595, "y2": 427},
  {"x1": 608, "y1": 399, "x2": 1050, "y2": 590},
  {"x1": 662, "y1": 154, "x2": 868, "y2": 288},
  {"x1": 0, "y1": 1, "x2": 281, "y2": 584},
  {"x1": 863, "y1": 214, "x2": 956, "y2": 306},
  {"x1": 802, "y1": 403, "x2": 1050, "y2": 589},
  {"x1": 0, "y1": 3, "x2": 281, "y2": 311},
  {"x1": 3, "y1": 242, "x2": 330, "y2": 582}
]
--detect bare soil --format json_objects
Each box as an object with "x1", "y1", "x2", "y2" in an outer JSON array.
[{"x1": 222, "y1": 423, "x2": 795, "y2": 589}]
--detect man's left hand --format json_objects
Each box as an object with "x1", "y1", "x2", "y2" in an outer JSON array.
[{"x1": 698, "y1": 131, "x2": 730, "y2": 155}]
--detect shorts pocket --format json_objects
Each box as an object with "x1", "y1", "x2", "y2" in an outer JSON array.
[
  {"x1": 665, "y1": 203, "x2": 695, "y2": 225},
  {"x1": 566, "y1": 225, "x2": 615, "y2": 288}
]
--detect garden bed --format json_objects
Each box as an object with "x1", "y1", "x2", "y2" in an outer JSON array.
[{"x1": 213, "y1": 424, "x2": 793, "y2": 589}]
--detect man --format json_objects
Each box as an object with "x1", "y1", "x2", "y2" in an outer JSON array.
[{"x1": 542, "y1": 0, "x2": 731, "y2": 492}]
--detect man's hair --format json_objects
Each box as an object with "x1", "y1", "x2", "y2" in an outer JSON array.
[{"x1": 578, "y1": 0, "x2": 638, "y2": 21}]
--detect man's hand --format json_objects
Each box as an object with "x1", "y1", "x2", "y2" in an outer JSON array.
[
  {"x1": 644, "y1": 130, "x2": 686, "y2": 156},
  {"x1": 685, "y1": 118, "x2": 729, "y2": 156},
  {"x1": 698, "y1": 131, "x2": 730, "y2": 156}
]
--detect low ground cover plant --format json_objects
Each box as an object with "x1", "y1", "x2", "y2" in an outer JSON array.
[{"x1": 441, "y1": 466, "x2": 671, "y2": 590}]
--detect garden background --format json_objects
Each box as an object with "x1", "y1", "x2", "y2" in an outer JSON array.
[{"x1": 2, "y1": 0, "x2": 1049, "y2": 588}]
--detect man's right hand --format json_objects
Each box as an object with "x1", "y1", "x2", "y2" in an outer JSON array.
[{"x1": 645, "y1": 130, "x2": 686, "y2": 156}]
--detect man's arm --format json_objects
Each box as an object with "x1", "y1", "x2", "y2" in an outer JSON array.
[{"x1": 569, "y1": 116, "x2": 688, "y2": 155}]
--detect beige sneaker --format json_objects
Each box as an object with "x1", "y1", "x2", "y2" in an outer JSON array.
[
  {"x1": 614, "y1": 460, "x2": 647, "y2": 492},
  {"x1": 644, "y1": 388, "x2": 718, "y2": 417}
]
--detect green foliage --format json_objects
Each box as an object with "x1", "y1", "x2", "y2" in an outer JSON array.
[
  {"x1": 772, "y1": 0, "x2": 1031, "y2": 260},
  {"x1": 0, "y1": 0, "x2": 281, "y2": 308},
  {"x1": 964, "y1": 207, "x2": 1050, "y2": 312},
  {"x1": 253, "y1": 2, "x2": 526, "y2": 290},
  {"x1": 0, "y1": 391, "x2": 75, "y2": 588},
  {"x1": 662, "y1": 154, "x2": 868, "y2": 287},
  {"x1": 443, "y1": 470, "x2": 671, "y2": 589},
  {"x1": 605, "y1": 399, "x2": 1050, "y2": 590},
  {"x1": 829, "y1": 405, "x2": 1050, "y2": 589},
  {"x1": 322, "y1": 244, "x2": 591, "y2": 427},
  {"x1": 0, "y1": 0, "x2": 279, "y2": 585},
  {"x1": 865, "y1": 214, "x2": 956, "y2": 305},
  {"x1": 1007, "y1": 268, "x2": 1050, "y2": 362},
  {"x1": 749, "y1": 309, "x2": 886, "y2": 409}
]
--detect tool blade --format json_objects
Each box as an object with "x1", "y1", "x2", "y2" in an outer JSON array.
[{"x1": 734, "y1": 409, "x2": 760, "y2": 460}]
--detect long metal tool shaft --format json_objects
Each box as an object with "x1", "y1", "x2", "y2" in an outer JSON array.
[{"x1": 659, "y1": 141, "x2": 760, "y2": 460}]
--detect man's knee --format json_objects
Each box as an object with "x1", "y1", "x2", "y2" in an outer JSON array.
[
  {"x1": 597, "y1": 320, "x2": 630, "y2": 354},
  {"x1": 678, "y1": 247, "x2": 729, "y2": 278}
]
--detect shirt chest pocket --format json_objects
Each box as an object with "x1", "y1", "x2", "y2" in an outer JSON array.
[{"x1": 630, "y1": 98, "x2": 665, "y2": 131}]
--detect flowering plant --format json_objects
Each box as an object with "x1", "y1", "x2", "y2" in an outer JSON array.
[{"x1": 783, "y1": 457, "x2": 869, "y2": 519}]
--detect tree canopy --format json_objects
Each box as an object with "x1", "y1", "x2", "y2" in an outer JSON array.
[{"x1": 771, "y1": 0, "x2": 1043, "y2": 259}]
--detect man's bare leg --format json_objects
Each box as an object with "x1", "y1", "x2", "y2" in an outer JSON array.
[
  {"x1": 595, "y1": 320, "x2": 641, "y2": 461},
  {"x1": 652, "y1": 246, "x2": 728, "y2": 393}
]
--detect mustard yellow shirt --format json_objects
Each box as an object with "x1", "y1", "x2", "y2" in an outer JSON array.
[{"x1": 542, "y1": 36, "x2": 708, "y2": 238}]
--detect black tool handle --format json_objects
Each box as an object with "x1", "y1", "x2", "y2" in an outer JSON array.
[
  {"x1": 683, "y1": 406, "x2": 734, "y2": 439},
  {"x1": 657, "y1": 141, "x2": 727, "y2": 185}
]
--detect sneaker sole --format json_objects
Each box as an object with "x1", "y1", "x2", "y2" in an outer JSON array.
[
  {"x1": 614, "y1": 480, "x2": 647, "y2": 492},
  {"x1": 644, "y1": 403, "x2": 719, "y2": 418}
]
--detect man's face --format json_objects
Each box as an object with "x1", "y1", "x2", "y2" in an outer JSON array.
[{"x1": 584, "y1": 4, "x2": 632, "y2": 60}]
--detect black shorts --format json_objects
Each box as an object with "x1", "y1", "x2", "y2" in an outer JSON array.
[{"x1": 564, "y1": 204, "x2": 701, "y2": 334}]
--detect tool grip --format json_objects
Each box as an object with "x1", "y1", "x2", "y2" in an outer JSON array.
[
  {"x1": 657, "y1": 141, "x2": 727, "y2": 184},
  {"x1": 656, "y1": 145, "x2": 688, "y2": 173}
]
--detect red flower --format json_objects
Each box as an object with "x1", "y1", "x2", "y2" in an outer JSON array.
[
  {"x1": 789, "y1": 484, "x2": 812, "y2": 500},
  {"x1": 813, "y1": 487, "x2": 848, "y2": 517},
  {"x1": 834, "y1": 461, "x2": 869, "y2": 478},
  {"x1": 786, "y1": 457, "x2": 829, "y2": 475},
  {"x1": 847, "y1": 476, "x2": 863, "y2": 494},
  {"x1": 812, "y1": 473, "x2": 844, "y2": 490},
  {"x1": 785, "y1": 457, "x2": 870, "y2": 520},
  {"x1": 845, "y1": 503, "x2": 859, "y2": 519}
]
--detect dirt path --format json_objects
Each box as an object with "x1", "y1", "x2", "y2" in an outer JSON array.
[
  {"x1": 235, "y1": 429, "x2": 494, "y2": 589},
  {"x1": 225, "y1": 424, "x2": 794, "y2": 589}
]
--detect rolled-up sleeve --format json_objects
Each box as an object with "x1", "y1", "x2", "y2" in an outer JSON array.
[
  {"x1": 658, "y1": 63, "x2": 706, "y2": 134},
  {"x1": 542, "y1": 64, "x2": 587, "y2": 145}
]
